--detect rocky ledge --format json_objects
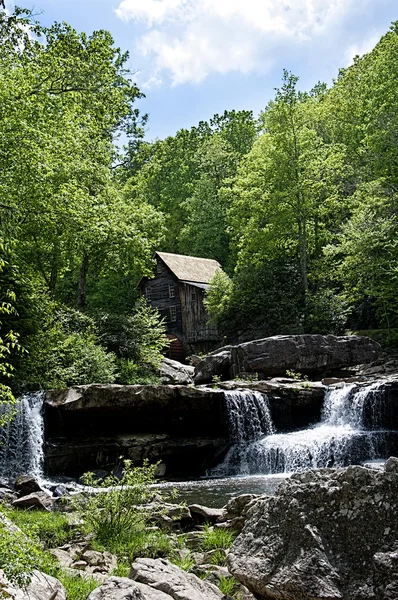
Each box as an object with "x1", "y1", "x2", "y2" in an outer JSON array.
[
  {"x1": 194, "y1": 334, "x2": 381, "y2": 383},
  {"x1": 44, "y1": 382, "x2": 328, "y2": 477},
  {"x1": 228, "y1": 458, "x2": 398, "y2": 600}
]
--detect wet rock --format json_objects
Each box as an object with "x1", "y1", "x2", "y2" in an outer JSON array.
[
  {"x1": 14, "y1": 474, "x2": 42, "y2": 496},
  {"x1": 385, "y1": 456, "x2": 398, "y2": 473},
  {"x1": 130, "y1": 557, "x2": 224, "y2": 599},
  {"x1": 12, "y1": 490, "x2": 52, "y2": 511},
  {"x1": 228, "y1": 464, "x2": 398, "y2": 600}
]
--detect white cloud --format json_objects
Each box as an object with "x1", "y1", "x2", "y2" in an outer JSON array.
[
  {"x1": 115, "y1": 0, "x2": 368, "y2": 85},
  {"x1": 343, "y1": 33, "x2": 381, "y2": 66}
]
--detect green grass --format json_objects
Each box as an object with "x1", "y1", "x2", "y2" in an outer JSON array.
[
  {"x1": 57, "y1": 572, "x2": 99, "y2": 600},
  {"x1": 218, "y1": 574, "x2": 238, "y2": 597},
  {"x1": 92, "y1": 521, "x2": 173, "y2": 561},
  {"x1": 4, "y1": 508, "x2": 79, "y2": 548},
  {"x1": 201, "y1": 525, "x2": 234, "y2": 552}
]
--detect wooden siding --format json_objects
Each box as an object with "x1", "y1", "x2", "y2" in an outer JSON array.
[{"x1": 140, "y1": 255, "x2": 220, "y2": 356}]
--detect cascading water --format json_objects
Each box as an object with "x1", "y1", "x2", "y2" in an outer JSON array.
[
  {"x1": 211, "y1": 390, "x2": 275, "y2": 475},
  {"x1": 213, "y1": 382, "x2": 395, "y2": 476},
  {"x1": 0, "y1": 391, "x2": 45, "y2": 481}
]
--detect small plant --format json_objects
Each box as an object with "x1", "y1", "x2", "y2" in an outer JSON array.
[
  {"x1": 57, "y1": 572, "x2": 98, "y2": 600},
  {"x1": 218, "y1": 574, "x2": 238, "y2": 597},
  {"x1": 208, "y1": 549, "x2": 227, "y2": 566},
  {"x1": 211, "y1": 374, "x2": 222, "y2": 387},
  {"x1": 201, "y1": 525, "x2": 234, "y2": 551},
  {"x1": 171, "y1": 553, "x2": 195, "y2": 571},
  {"x1": 285, "y1": 369, "x2": 302, "y2": 380},
  {"x1": 73, "y1": 459, "x2": 158, "y2": 546}
]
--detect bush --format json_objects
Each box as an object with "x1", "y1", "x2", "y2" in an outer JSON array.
[
  {"x1": 73, "y1": 459, "x2": 158, "y2": 546},
  {"x1": 0, "y1": 514, "x2": 57, "y2": 588},
  {"x1": 16, "y1": 300, "x2": 118, "y2": 389}
]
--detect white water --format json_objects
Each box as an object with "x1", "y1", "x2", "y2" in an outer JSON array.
[
  {"x1": 213, "y1": 383, "x2": 394, "y2": 476},
  {"x1": 224, "y1": 389, "x2": 275, "y2": 442},
  {"x1": 0, "y1": 392, "x2": 45, "y2": 481}
]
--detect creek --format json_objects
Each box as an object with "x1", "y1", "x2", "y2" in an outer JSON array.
[{"x1": 0, "y1": 382, "x2": 397, "y2": 507}]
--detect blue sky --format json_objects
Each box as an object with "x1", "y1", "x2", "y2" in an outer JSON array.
[{"x1": 7, "y1": 0, "x2": 398, "y2": 141}]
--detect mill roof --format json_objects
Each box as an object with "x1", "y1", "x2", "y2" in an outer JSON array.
[{"x1": 156, "y1": 252, "x2": 221, "y2": 284}]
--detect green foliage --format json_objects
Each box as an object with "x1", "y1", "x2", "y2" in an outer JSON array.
[
  {"x1": 17, "y1": 301, "x2": 118, "y2": 389},
  {"x1": 0, "y1": 514, "x2": 57, "y2": 588},
  {"x1": 4, "y1": 509, "x2": 77, "y2": 549},
  {"x1": 218, "y1": 575, "x2": 238, "y2": 597},
  {"x1": 73, "y1": 459, "x2": 158, "y2": 546},
  {"x1": 98, "y1": 299, "x2": 168, "y2": 366},
  {"x1": 57, "y1": 573, "x2": 99, "y2": 600},
  {"x1": 201, "y1": 525, "x2": 234, "y2": 551}
]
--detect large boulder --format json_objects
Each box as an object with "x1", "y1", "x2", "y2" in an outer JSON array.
[
  {"x1": 194, "y1": 335, "x2": 380, "y2": 383},
  {"x1": 160, "y1": 358, "x2": 194, "y2": 385},
  {"x1": 0, "y1": 570, "x2": 66, "y2": 600},
  {"x1": 87, "y1": 576, "x2": 171, "y2": 599},
  {"x1": 12, "y1": 491, "x2": 52, "y2": 511},
  {"x1": 130, "y1": 557, "x2": 224, "y2": 600},
  {"x1": 228, "y1": 463, "x2": 398, "y2": 600}
]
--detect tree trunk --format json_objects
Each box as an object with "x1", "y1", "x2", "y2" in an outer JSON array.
[
  {"x1": 78, "y1": 252, "x2": 89, "y2": 309},
  {"x1": 298, "y1": 219, "x2": 308, "y2": 296}
]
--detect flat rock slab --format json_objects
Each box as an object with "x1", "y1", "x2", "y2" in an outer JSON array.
[
  {"x1": 87, "y1": 577, "x2": 171, "y2": 600},
  {"x1": 130, "y1": 557, "x2": 224, "y2": 600},
  {"x1": 228, "y1": 463, "x2": 398, "y2": 600},
  {"x1": 12, "y1": 491, "x2": 52, "y2": 511}
]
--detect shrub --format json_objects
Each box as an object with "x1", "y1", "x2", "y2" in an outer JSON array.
[
  {"x1": 0, "y1": 514, "x2": 57, "y2": 588},
  {"x1": 201, "y1": 525, "x2": 234, "y2": 551},
  {"x1": 73, "y1": 459, "x2": 158, "y2": 546}
]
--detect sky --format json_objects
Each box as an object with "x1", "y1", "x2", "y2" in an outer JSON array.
[{"x1": 6, "y1": 0, "x2": 398, "y2": 141}]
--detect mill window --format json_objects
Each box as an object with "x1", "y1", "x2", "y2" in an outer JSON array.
[
  {"x1": 169, "y1": 284, "x2": 175, "y2": 298},
  {"x1": 145, "y1": 287, "x2": 152, "y2": 301},
  {"x1": 170, "y1": 306, "x2": 177, "y2": 322}
]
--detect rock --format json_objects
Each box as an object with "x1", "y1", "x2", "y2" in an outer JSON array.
[
  {"x1": 52, "y1": 484, "x2": 69, "y2": 497},
  {"x1": 87, "y1": 577, "x2": 172, "y2": 599},
  {"x1": 160, "y1": 358, "x2": 194, "y2": 385},
  {"x1": 0, "y1": 569, "x2": 66, "y2": 600},
  {"x1": 12, "y1": 491, "x2": 52, "y2": 510},
  {"x1": 44, "y1": 384, "x2": 228, "y2": 477},
  {"x1": 130, "y1": 557, "x2": 224, "y2": 600},
  {"x1": 228, "y1": 464, "x2": 398, "y2": 600},
  {"x1": 188, "y1": 504, "x2": 224, "y2": 524},
  {"x1": 14, "y1": 475, "x2": 43, "y2": 496},
  {"x1": 194, "y1": 350, "x2": 232, "y2": 384},
  {"x1": 185, "y1": 531, "x2": 204, "y2": 550},
  {"x1": 194, "y1": 335, "x2": 380, "y2": 383},
  {"x1": 50, "y1": 543, "x2": 117, "y2": 579},
  {"x1": 385, "y1": 456, "x2": 398, "y2": 473}
]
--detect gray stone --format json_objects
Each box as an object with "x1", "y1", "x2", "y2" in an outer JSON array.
[
  {"x1": 385, "y1": 456, "x2": 398, "y2": 473},
  {"x1": 228, "y1": 464, "x2": 398, "y2": 600},
  {"x1": 87, "y1": 577, "x2": 171, "y2": 600},
  {"x1": 194, "y1": 334, "x2": 380, "y2": 382},
  {"x1": 188, "y1": 504, "x2": 224, "y2": 523},
  {"x1": 0, "y1": 570, "x2": 67, "y2": 600},
  {"x1": 194, "y1": 350, "x2": 232, "y2": 384},
  {"x1": 14, "y1": 475, "x2": 43, "y2": 496},
  {"x1": 160, "y1": 359, "x2": 194, "y2": 385},
  {"x1": 12, "y1": 491, "x2": 52, "y2": 511},
  {"x1": 130, "y1": 557, "x2": 224, "y2": 600}
]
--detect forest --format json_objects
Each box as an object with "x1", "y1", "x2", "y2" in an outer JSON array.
[{"x1": 1, "y1": 6, "x2": 398, "y2": 407}]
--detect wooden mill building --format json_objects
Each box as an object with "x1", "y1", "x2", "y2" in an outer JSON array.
[{"x1": 140, "y1": 252, "x2": 222, "y2": 361}]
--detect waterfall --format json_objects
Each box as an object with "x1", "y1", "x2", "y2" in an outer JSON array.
[
  {"x1": 0, "y1": 392, "x2": 45, "y2": 481},
  {"x1": 224, "y1": 389, "x2": 275, "y2": 443},
  {"x1": 211, "y1": 389, "x2": 274, "y2": 476},
  {"x1": 213, "y1": 382, "x2": 395, "y2": 476}
]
